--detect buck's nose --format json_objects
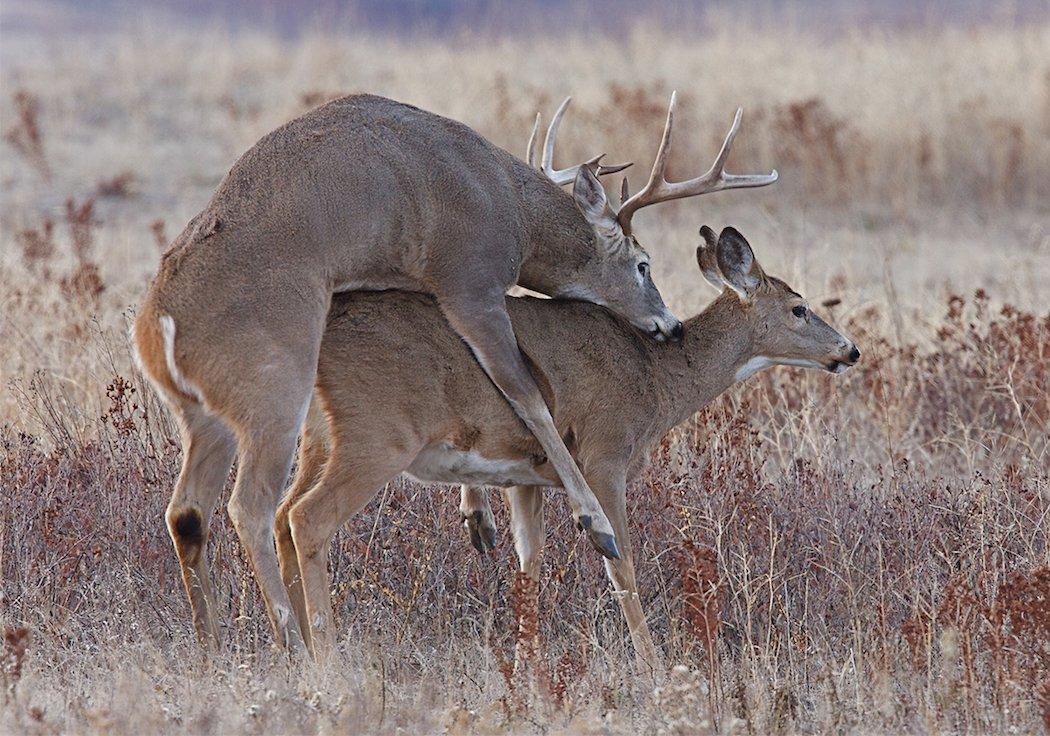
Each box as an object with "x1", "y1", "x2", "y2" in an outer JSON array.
[
  {"x1": 669, "y1": 321, "x2": 684, "y2": 342},
  {"x1": 848, "y1": 345, "x2": 861, "y2": 363}
]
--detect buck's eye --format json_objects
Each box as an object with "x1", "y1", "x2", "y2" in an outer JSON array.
[
  {"x1": 637, "y1": 262, "x2": 650, "y2": 278},
  {"x1": 792, "y1": 305, "x2": 807, "y2": 318}
]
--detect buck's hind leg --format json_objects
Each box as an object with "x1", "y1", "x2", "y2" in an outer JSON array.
[
  {"x1": 166, "y1": 401, "x2": 237, "y2": 651},
  {"x1": 275, "y1": 397, "x2": 330, "y2": 651},
  {"x1": 459, "y1": 485, "x2": 497, "y2": 553},
  {"x1": 437, "y1": 295, "x2": 620, "y2": 561},
  {"x1": 226, "y1": 407, "x2": 311, "y2": 654}
]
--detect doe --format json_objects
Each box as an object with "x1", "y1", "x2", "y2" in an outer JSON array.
[{"x1": 277, "y1": 226, "x2": 860, "y2": 665}]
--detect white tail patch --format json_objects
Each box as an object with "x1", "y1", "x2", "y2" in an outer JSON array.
[
  {"x1": 129, "y1": 320, "x2": 147, "y2": 376},
  {"x1": 160, "y1": 314, "x2": 205, "y2": 402}
]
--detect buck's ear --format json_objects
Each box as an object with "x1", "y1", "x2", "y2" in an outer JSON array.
[
  {"x1": 716, "y1": 226, "x2": 761, "y2": 299},
  {"x1": 573, "y1": 165, "x2": 617, "y2": 231},
  {"x1": 696, "y1": 226, "x2": 725, "y2": 291}
]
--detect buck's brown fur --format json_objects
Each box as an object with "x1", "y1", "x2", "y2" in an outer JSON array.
[{"x1": 134, "y1": 94, "x2": 694, "y2": 653}]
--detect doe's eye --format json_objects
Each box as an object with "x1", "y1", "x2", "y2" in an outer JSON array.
[
  {"x1": 792, "y1": 305, "x2": 807, "y2": 318},
  {"x1": 637, "y1": 262, "x2": 650, "y2": 278}
]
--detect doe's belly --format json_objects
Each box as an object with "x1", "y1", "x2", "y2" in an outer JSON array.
[{"x1": 404, "y1": 442, "x2": 557, "y2": 488}]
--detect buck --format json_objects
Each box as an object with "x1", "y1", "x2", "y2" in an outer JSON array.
[
  {"x1": 133, "y1": 92, "x2": 776, "y2": 652},
  {"x1": 276, "y1": 225, "x2": 860, "y2": 665}
]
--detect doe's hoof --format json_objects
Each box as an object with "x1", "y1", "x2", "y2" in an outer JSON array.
[{"x1": 463, "y1": 509, "x2": 498, "y2": 554}]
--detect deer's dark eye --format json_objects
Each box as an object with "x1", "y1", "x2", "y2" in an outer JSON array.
[
  {"x1": 637, "y1": 262, "x2": 650, "y2": 278},
  {"x1": 792, "y1": 305, "x2": 807, "y2": 318}
]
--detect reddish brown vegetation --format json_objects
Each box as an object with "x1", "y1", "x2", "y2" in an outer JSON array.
[
  {"x1": 3, "y1": 89, "x2": 50, "y2": 180},
  {"x1": 2, "y1": 285, "x2": 1046, "y2": 731},
  {"x1": 95, "y1": 171, "x2": 137, "y2": 199}
]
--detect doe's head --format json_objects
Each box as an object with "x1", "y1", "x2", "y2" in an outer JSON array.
[{"x1": 697, "y1": 225, "x2": 861, "y2": 375}]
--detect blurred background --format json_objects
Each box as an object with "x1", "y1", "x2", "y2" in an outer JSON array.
[
  {"x1": 3, "y1": 1, "x2": 1046, "y2": 331},
  {"x1": 5, "y1": 0, "x2": 1048, "y2": 35},
  {"x1": 1, "y1": 2, "x2": 1047, "y2": 733}
]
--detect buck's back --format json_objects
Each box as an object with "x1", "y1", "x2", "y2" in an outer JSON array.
[{"x1": 183, "y1": 94, "x2": 531, "y2": 276}]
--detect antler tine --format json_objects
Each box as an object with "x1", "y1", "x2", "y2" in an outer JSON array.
[
  {"x1": 711, "y1": 108, "x2": 742, "y2": 174},
  {"x1": 595, "y1": 157, "x2": 631, "y2": 177},
  {"x1": 539, "y1": 97, "x2": 632, "y2": 186},
  {"x1": 541, "y1": 97, "x2": 575, "y2": 181},
  {"x1": 616, "y1": 90, "x2": 679, "y2": 230},
  {"x1": 616, "y1": 92, "x2": 778, "y2": 233},
  {"x1": 526, "y1": 113, "x2": 540, "y2": 168},
  {"x1": 708, "y1": 108, "x2": 779, "y2": 189}
]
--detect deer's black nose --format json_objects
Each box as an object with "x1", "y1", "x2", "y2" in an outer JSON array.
[
  {"x1": 848, "y1": 346, "x2": 861, "y2": 363},
  {"x1": 670, "y1": 321, "x2": 684, "y2": 342}
]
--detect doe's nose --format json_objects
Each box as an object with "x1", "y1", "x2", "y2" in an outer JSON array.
[
  {"x1": 848, "y1": 345, "x2": 861, "y2": 363},
  {"x1": 670, "y1": 321, "x2": 684, "y2": 342}
]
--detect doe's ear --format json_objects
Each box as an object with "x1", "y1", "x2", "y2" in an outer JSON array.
[
  {"x1": 696, "y1": 226, "x2": 725, "y2": 291},
  {"x1": 716, "y1": 226, "x2": 761, "y2": 300},
  {"x1": 573, "y1": 165, "x2": 618, "y2": 232}
]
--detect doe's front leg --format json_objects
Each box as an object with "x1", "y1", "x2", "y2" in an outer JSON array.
[{"x1": 588, "y1": 471, "x2": 664, "y2": 676}]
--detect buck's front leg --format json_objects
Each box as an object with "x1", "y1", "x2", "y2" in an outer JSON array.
[
  {"x1": 438, "y1": 295, "x2": 620, "y2": 560},
  {"x1": 459, "y1": 485, "x2": 497, "y2": 553}
]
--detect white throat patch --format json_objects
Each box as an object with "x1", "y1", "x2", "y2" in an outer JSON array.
[
  {"x1": 735, "y1": 355, "x2": 828, "y2": 382},
  {"x1": 734, "y1": 356, "x2": 775, "y2": 382},
  {"x1": 554, "y1": 283, "x2": 606, "y2": 305}
]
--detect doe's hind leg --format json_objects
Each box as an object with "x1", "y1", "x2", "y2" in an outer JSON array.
[
  {"x1": 288, "y1": 436, "x2": 414, "y2": 660},
  {"x1": 275, "y1": 397, "x2": 331, "y2": 652}
]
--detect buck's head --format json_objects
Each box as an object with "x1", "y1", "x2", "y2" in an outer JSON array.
[
  {"x1": 696, "y1": 225, "x2": 860, "y2": 377},
  {"x1": 530, "y1": 93, "x2": 778, "y2": 343},
  {"x1": 526, "y1": 100, "x2": 680, "y2": 341},
  {"x1": 561, "y1": 162, "x2": 683, "y2": 340}
]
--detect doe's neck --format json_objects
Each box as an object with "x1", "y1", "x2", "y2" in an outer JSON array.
[{"x1": 649, "y1": 290, "x2": 760, "y2": 432}]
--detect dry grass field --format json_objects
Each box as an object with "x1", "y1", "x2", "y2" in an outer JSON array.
[{"x1": 2, "y1": 12, "x2": 1049, "y2": 735}]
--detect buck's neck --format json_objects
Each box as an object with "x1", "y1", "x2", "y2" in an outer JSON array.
[
  {"x1": 514, "y1": 173, "x2": 600, "y2": 296},
  {"x1": 649, "y1": 291, "x2": 757, "y2": 433}
]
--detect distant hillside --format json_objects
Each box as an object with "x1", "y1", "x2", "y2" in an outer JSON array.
[{"x1": 4, "y1": 0, "x2": 1047, "y2": 38}]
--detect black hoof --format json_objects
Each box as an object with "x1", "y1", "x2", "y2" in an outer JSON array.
[
  {"x1": 478, "y1": 516, "x2": 497, "y2": 551},
  {"x1": 464, "y1": 510, "x2": 497, "y2": 554},
  {"x1": 585, "y1": 527, "x2": 621, "y2": 560}
]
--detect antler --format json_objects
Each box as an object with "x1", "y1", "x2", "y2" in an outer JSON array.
[
  {"x1": 528, "y1": 97, "x2": 631, "y2": 186},
  {"x1": 526, "y1": 113, "x2": 540, "y2": 167},
  {"x1": 616, "y1": 91, "x2": 778, "y2": 234}
]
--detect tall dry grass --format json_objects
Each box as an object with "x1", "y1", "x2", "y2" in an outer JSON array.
[{"x1": 2, "y1": 15, "x2": 1049, "y2": 735}]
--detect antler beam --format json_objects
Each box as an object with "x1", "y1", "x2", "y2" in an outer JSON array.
[{"x1": 616, "y1": 91, "x2": 778, "y2": 233}]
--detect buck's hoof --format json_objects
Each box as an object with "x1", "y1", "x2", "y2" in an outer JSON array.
[
  {"x1": 580, "y1": 518, "x2": 621, "y2": 560},
  {"x1": 463, "y1": 510, "x2": 497, "y2": 554}
]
